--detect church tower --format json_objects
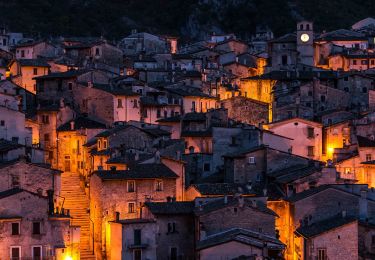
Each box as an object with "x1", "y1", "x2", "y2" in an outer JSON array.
[{"x1": 296, "y1": 21, "x2": 314, "y2": 67}]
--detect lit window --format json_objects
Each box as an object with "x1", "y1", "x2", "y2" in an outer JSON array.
[
  {"x1": 155, "y1": 180, "x2": 163, "y2": 191},
  {"x1": 366, "y1": 154, "x2": 372, "y2": 162},
  {"x1": 128, "y1": 202, "x2": 135, "y2": 213}
]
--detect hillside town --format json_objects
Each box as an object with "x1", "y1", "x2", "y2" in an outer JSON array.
[{"x1": 2, "y1": 17, "x2": 375, "y2": 260}]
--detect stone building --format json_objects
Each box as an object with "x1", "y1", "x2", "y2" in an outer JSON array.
[
  {"x1": 89, "y1": 163, "x2": 182, "y2": 259},
  {"x1": 0, "y1": 188, "x2": 80, "y2": 260}
]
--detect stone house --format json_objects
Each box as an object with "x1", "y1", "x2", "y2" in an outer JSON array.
[
  {"x1": 36, "y1": 103, "x2": 75, "y2": 167},
  {"x1": 9, "y1": 59, "x2": 50, "y2": 94},
  {"x1": 120, "y1": 32, "x2": 169, "y2": 55},
  {"x1": 195, "y1": 196, "x2": 284, "y2": 259},
  {"x1": 0, "y1": 158, "x2": 62, "y2": 199},
  {"x1": 56, "y1": 116, "x2": 106, "y2": 175},
  {"x1": 265, "y1": 118, "x2": 323, "y2": 161},
  {"x1": 322, "y1": 120, "x2": 351, "y2": 161},
  {"x1": 35, "y1": 69, "x2": 112, "y2": 106},
  {"x1": 0, "y1": 139, "x2": 25, "y2": 163},
  {"x1": 185, "y1": 183, "x2": 255, "y2": 201},
  {"x1": 74, "y1": 82, "x2": 141, "y2": 125},
  {"x1": 213, "y1": 39, "x2": 249, "y2": 55},
  {"x1": 89, "y1": 163, "x2": 181, "y2": 259},
  {"x1": 0, "y1": 188, "x2": 80, "y2": 260},
  {"x1": 220, "y1": 96, "x2": 269, "y2": 125},
  {"x1": 15, "y1": 40, "x2": 57, "y2": 59}
]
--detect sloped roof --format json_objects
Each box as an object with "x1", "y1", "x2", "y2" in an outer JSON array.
[
  {"x1": 196, "y1": 228, "x2": 284, "y2": 250},
  {"x1": 190, "y1": 183, "x2": 255, "y2": 196},
  {"x1": 296, "y1": 215, "x2": 357, "y2": 238},
  {"x1": 0, "y1": 139, "x2": 23, "y2": 152},
  {"x1": 34, "y1": 69, "x2": 90, "y2": 80},
  {"x1": 93, "y1": 163, "x2": 178, "y2": 180},
  {"x1": 17, "y1": 59, "x2": 50, "y2": 67},
  {"x1": 57, "y1": 117, "x2": 106, "y2": 131},
  {"x1": 145, "y1": 201, "x2": 195, "y2": 215},
  {"x1": 78, "y1": 82, "x2": 140, "y2": 96},
  {"x1": 357, "y1": 135, "x2": 375, "y2": 147},
  {"x1": 316, "y1": 29, "x2": 366, "y2": 41},
  {"x1": 195, "y1": 196, "x2": 277, "y2": 216},
  {"x1": 269, "y1": 33, "x2": 296, "y2": 43}
]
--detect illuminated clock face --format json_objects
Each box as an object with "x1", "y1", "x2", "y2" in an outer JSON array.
[{"x1": 301, "y1": 33, "x2": 310, "y2": 42}]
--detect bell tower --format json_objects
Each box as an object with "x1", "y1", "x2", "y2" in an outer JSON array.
[{"x1": 297, "y1": 21, "x2": 314, "y2": 66}]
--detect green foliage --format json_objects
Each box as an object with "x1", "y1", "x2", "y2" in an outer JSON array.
[{"x1": 0, "y1": 0, "x2": 373, "y2": 39}]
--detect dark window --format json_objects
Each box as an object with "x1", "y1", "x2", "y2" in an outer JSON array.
[
  {"x1": 361, "y1": 60, "x2": 368, "y2": 65},
  {"x1": 95, "y1": 48, "x2": 100, "y2": 56},
  {"x1": 362, "y1": 87, "x2": 368, "y2": 93},
  {"x1": 57, "y1": 80, "x2": 63, "y2": 91},
  {"x1": 33, "y1": 68, "x2": 38, "y2": 75},
  {"x1": 128, "y1": 202, "x2": 135, "y2": 213},
  {"x1": 44, "y1": 133, "x2": 50, "y2": 142},
  {"x1": 164, "y1": 110, "x2": 168, "y2": 118},
  {"x1": 308, "y1": 91, "x2": 313, "y2": 96},
  {"x1": 282, "y1": 55, "x2": 288, "y2": 65},
  {"x1": 192, "y1": 101, "x2": 196, "y2": 112},
  {"x1": 117, "y1": 99, "x2": 123, "y2": 108},
  {"x1": 134, "y1": 229, "x2": 141, "y2": 245},
  {"x1": 0, "y1": 120, "x2": 4, "y2": 126},
  {"x1": 306, "y1": 102, "x2": 311, "y2": 107},
  {"x1": 353, "y1": 60, "x2": 357, "y2": 65},
  {"x1": 307, "y1": 146, "x2": 315, "y2": 157},
  {"x1": 204, "y1": 163, "x2": 210, "y2": 172},
  {"x1": 320, "y1": 95, "x2": 326, "y2": 102},
  {"x1": 300, "y1": 24, "x2": 303, "y2": 30},
  {"x1": 344, "y1": 87, "x2": 349, "y2": 92},
  {"x1": 307, "y1": 127, "x2": 315, "y2": 138},
  {"x1": 32, "y1": 246, "x2": 41, "y2": 260},
  {"x1": 68, "y1": 82, "x2": 73, "y2": 90},
  {"x1": 32, "y1": 222, "x2": 41, "y2": 234},
  {"x1": 21, "y1": 50, "x2": 25, "y2": 57},
  {"x1": 371, "y1": 60, "x2": 375, "y2": 65},
  {"x1": 2, "y1": 38, "x2": 6, "y2": 46},
  {"x1": 11, "y1": 247, "x2": 20, "y2": 259},
  {"x1": 168, "y1": 222, "x2": 177, "y2": 233},
  {"x1": 157, "y1": 109, "x2": 161, "y2": 118},
  {"x1": 134, "y1": 250, "x2": 142, "y2": 260},
  {"x1": 133, "y1": 99, "x2": 138, "y2": 108},
  {"x1": 127, "y1": 181, "x2": 135, "y2": 192},
  {"x1": 306, "y1": 24, "x2": 310, "y2": 30},
  {"x1": 11, "y1": 222, "x2": 20, "y2": 235},
  {"x1": 170, "y1": 247, "x2": 178, "y2": 260}
]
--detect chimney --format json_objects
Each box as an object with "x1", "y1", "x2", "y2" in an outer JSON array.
[
  {"x1": 70, "y1": 121, "x2": 75, "y2": 130},
  {"x1": 47, "y1": 190, "x2": 54, "y2": 215},
  {"x1": 115, "y1": 211, "x2": 120, "y2": 222}
]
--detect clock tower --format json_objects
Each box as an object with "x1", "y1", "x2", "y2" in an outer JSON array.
[{"x1": 297, "y1": 21, "x2": 314, "y2": 67}]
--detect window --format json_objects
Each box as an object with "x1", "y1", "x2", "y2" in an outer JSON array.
[
  {"x1": 11, "y1": 175, "x2": 20, "y2": 188},
  {"x1": 103, "y1": 140, "x2": 107, "y2": 149},
  {"x1": 320, "y1": 95, "x2": 326, "y2": 102},
  {"x1": 127, "y1": 181, "x2": 135, "y2": 192},
  {"x1": 318, "y1": 248, "x2": 327, "y2": 260},
  {"x1": 95, "y1": 48, "x2": 100, "y2": 56},
  {"x1": 155, "y1": 180, "x2": 163, "y2": 191},
  {"x1": 157, "y1": 109, "x2": 161, "y2": 118},
  {"x1": 168, "y1": 222, "x2": 177, "y2": 233},
  {"x1": 362, "y1": 87, "x2": 368, "y2": 93},
  {"x1": 11, "y1": 222, "x2": 20, "y2": 235},
  {"x1": 68, "y1": 82, "x2": 73, "y2": 90},
  {"x1": 117, "y1": 99, "x2": 123, "y2": 108},
  {"x1": 0, "y1": 120, "x2": 4, "y2": 126},
  {"x1": 366, "y1": 154, "x2": 372, "y2": 162},
  {"x1": 192, "y1": 101, "x2": 196, "y2": 112},
  {"x1": 57, "y1": 80, "x2": 63, "y2": 91},
  {"x1": 133, "y1": 249, "x2": 142, "y2": 260},
  {"x1": 133, "y1": 99, "x2": 138, "y2": 108},
  {"x1": 98, "y1": 140, "x2": 101, "y2": 149},
  {"x1": 203, "y1": 163, "x2": 211, "y2": 172},
  {"x1": 33, "y1": 68, "x2": 38, "y2": 75},
  {"x1": 306, "y1": 24, "x2": 310, "y2": 30},
  {"x1": 307, "y1": 127, "x2": 315, "y2": 138},
  {"x1": 134, "y1": 229, "x2": 141, "y2": 245},
  {"x1": 371, "y1": 235, "x2": 375, "y2": 245},
  {"x1": 42, "y1": 115, "x2": 50, "y2": 124},
  {"x1": 308, "y1": 91, "x2": 313, "y2": 96},
  {"x1": 32, "y1": 246, "x2": 42, "y2": 260},
  {"x1": 248, "y1": 156, "x2": 255, "y2": 164},
  {"x1": 282, "y1": 55, "x2": 288, "y2": 65},
  {"x1": 344, "y1": 167, "x2": 351, "y2": 174},
  {"x1": 32, "y1": 222, "x2": 41, "y2": 235},
  {"x1": 21, "y1": 50, "x2": 25, "y2": 58},
  {"x1": 3, "y1": 38, "x2": 6, "y2": 46},
  {"x1": 353, "y1": 60, "x2": 357, "y2": 65},
  {"x1": 361, "y1": 60, "x2": 368, "y2": 65},
  {"x1": 128, "y1": 202, "x2": 135, "y2": 213},
  {"x1": 10, "y1": 246, "x2": 21, "y2": 260},
  {"x1": 300, "y1": 24, "x2": 304, "y2": 30},
  {"x1": 170, "y1": 247, "x2": 178, "y2": 260},
  {"x1": 307, "y1": 146, "x2": 314, "y2": 157}
]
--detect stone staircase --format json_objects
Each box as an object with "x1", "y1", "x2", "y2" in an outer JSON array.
[{"x1": 61, "y1": 172, "x2": 95, "y2": 260}]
